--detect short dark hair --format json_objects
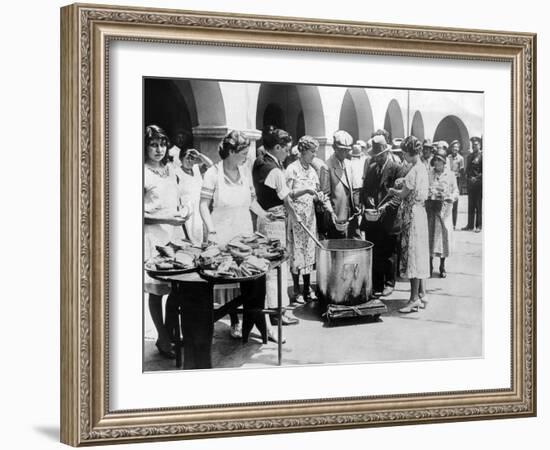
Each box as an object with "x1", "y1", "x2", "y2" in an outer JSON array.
[
  {"x1": 144, "y1": 125, "x2": 170, "y2": 165},
  {"x1": 400, "y1": 135, "x2": 422, "y2": 156},
  {"x1": 263, "y1": 128, "x2": 292, "y2": 150},
  {"x1": 219, "y1": 130, "x2": 250, "y2": 160}
]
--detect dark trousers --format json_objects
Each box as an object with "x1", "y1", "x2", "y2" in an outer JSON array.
[
  {"x1": 240, "y1": 277, "x2": 268, "y2": 344},
  {"x1": 365, "y1": 226, "x2": 398, "y2": 292},
  {"x1": 467, "y1": 184, "x2": 482, "y2": 229}
]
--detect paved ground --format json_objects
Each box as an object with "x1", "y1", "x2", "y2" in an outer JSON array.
[{"x1": 144, "y1": 195, "x2": 482, "y2": 371}]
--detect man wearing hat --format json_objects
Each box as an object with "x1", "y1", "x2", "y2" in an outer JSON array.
[
  {"x1": 447, "y1": 139, "x2": 465, "y2": 229},
  {"x1": 360, "y1": 135, "x2": 408, "y2": 297},
  {"x1": 463, "y1": 137, "x2": 483, "y2": 232},
  {"x1": 326, "y1": 130, "x2": 360, "y2": 239}
]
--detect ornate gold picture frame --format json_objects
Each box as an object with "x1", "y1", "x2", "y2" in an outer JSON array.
[{"x1": 60, "y1": 2, "x2": 536, "y2": 446}]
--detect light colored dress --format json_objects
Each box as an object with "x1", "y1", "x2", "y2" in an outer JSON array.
[
  {"x1": 175, "y1": 165, "x2": 204, "y2": 245},
  {"x1": 144, "y1": 164, "x2": 181, "y2": 295},
  {"x1": 399, "y1": 159, "x2": 430, "y2": 279},
  {"x1": 201, "y1": 162, "x2": 255, "y2": 304},
  {"x1": 285, "y1": 160, "x2": 320, "y2": 275},
  {"x1": 427, "y1": 167, "x2": 459, "y2": 257}
]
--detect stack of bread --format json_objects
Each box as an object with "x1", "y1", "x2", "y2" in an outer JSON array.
[
  {"x1": 145, "y1": 239, "x2": 199, "y2": 272},
  {"x1": 197, "y1": 232, "x2": 285, "y2": 279}
]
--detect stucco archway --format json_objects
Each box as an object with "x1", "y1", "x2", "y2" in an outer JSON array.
[
  {"x1": 383, "y1": 99, "x2": 405, "y2": 141},
  {"x1": 433, "y1": 115, "x2": 470, "y2": 155},
  {"x1": 144, "y1": 78, "x2": 197, "y2": 144},
  {"x1": 338, "y1": 88, "x2": 375, "y2": 142},
  {"x1": 256, "y1": 83, "x2": 325, "y2": 142},
  {"x1": 410, "y1": 110, "x2": 425, "y2": 141}
]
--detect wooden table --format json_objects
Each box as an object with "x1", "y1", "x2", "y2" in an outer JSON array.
[{"x1": 156, "y1": 260, "x2": 286, "y2": 370}]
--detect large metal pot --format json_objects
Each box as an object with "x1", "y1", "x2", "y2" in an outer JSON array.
[{"x1": 316, "y1": 239, "x2": 373, "y2": 306}]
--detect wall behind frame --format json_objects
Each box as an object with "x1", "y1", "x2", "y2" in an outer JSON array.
[{"x1": 0, "y1": 0, "x2": 545, "y2": 449}]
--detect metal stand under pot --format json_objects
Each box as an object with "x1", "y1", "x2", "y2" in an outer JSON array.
[{"x1": 297, "y1": 221, "x2": 387, "y2": 324}]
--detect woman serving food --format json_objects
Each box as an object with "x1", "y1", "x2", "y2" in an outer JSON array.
[
  {"x1": 199, "y1": 130, "x2": 276, "y2": 340},
  {"x1": 143, "y1": 125, "x2": 190, "y2": 358}
]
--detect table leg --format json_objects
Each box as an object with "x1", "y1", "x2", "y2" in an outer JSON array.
[{"x1": 179, "y1": 281, "x2": 214, "y2": 369}]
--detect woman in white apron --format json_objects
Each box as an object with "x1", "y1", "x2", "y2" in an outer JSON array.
[
  {"x1": 143, "y1": 125, "x2": 189, "y2": 358},
  {"x1": 175, "y1": 147, "x2": 213, "y2": 245},
  {"x1": 200, "y1": 131, "x2": 273, "y2": 339}
]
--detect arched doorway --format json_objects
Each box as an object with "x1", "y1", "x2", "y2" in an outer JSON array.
[
  {"x1": 338, "y1": 88, "x2": 374, "y2": 142},
  {"x1": 384, "y1": 99, "x2": 405, "y2": 142},
  {"x1": 256, "y1": 83, "x2": 325, "y2": 144},
  {"x1": 433, "y1": 115, "x2": 470, "y2": 155},
  {"x1": 410, "y1": 110, "x2": 425, "y2": 141},
  {"x1": 144, "y1": 78, "x2": 197, "y2": 145}
]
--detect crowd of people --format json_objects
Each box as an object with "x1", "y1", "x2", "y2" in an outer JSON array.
[{"x1": 143, "y1": 123, "x2": 483, "y2": 358}]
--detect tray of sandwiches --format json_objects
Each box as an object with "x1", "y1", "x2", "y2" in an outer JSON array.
[
  {"x1": 144, "y1": 238, "x2": 201, "y2": 277},
  {"x1": 197, "y1": 232, "x2": 287, "y2": 282}
]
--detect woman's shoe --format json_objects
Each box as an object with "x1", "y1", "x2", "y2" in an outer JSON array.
[
  {"x1": 230, "y1": 323, "x2": 242, "y2": 339},
  {"x1": 399, "y1": 299, "x2": 422, "y2": 313},
  {"x1": 292, "y1": 294, "x2": 306, "y2": 305},
  {"x1": 155, "y1": 341, "x2": 176, "y2": 359},
  {"x1": 439, "y1": 269, "x2": 447, "y2": 278}
]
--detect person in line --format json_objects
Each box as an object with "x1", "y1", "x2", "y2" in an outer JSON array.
[
  {"x1": 463, "y1": 136, "x2": 483, "y2": 232},
  {"x1": 356, "y1": 139, "x2": 369, "y2": 157},
  {"x1": 143, "y1": 125, "x2": 189, "y2": 358},
  {"x1": 256, "y1": 124, "x2": 275, "y2": 158},
  {"x1": 447, "y1": 139, "x2": 465, "y2": 229},
  {"x1": 326, "y1": 130, "x2": 360, "y2": 239},
  {"x1": 167, "y1": 130, "x2": 193, "y2": 171},
  {"x1": 311, "y1": 151, "x2": 331, "y2": 240},
  {"x1": 361, "y1": 134, "x2": 408, "y2": 298},
  {"x1": 420, "y1": 138, "x2": 434, "y2": 171},
  {"x1": 426, "y1": 148, "x2": 459, "y2": 278},
  {"x1": 174, "y1": 147, "x2": 213, "y2": 245},
  {"x1": 286, "y1": 136, "x2": 322, "y2": 304},
  {"x1": 372, "y1": 129, "x2": 401, "y2": 164},
  {"x1": 388, "y1": 136, "x2": 430, "y2": 313},
  {"x1": 199, "y1": 130, "x2": 273, "y2": 339},
  {"x1": 252, "y1": 127, "x2": 300, "y2": 326},
  {"x1": 349, "y1": 142, "x2": 369, "y2": 212}
]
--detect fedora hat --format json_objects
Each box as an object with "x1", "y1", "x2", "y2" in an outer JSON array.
[{"x1": 368, "y1": 135, "x2": 390, "y2": 156}]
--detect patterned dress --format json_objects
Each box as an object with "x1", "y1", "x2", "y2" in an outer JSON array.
[
  {"x1": 399, "y1": 159, "x2": 430, "y2": 279},
  {"x1": 285, "y1": 160, "x2": 320, "y2": 275}
]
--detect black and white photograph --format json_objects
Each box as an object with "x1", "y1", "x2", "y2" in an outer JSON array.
[{"x1": 142, "y1": 77, "x2": 484, "y2": 371}]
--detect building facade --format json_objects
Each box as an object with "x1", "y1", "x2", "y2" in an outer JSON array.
[{"x1": 145, "y1": 78, "x2": 483, "y2": 165}]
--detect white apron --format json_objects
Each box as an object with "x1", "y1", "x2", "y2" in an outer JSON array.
[
  {"x1": 144, "y1": 166, "x2": 180, "y2": 295},
  {"x1": 211, "y1": 162, "x2": 254, "y2": 303}
]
